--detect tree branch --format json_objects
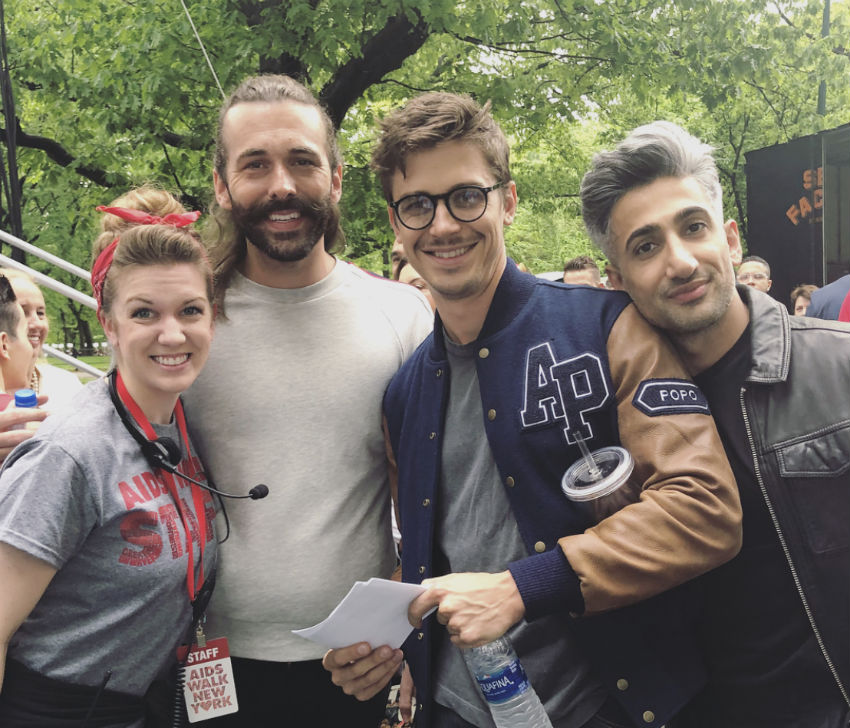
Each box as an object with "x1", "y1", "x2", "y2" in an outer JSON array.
[
  {"x1": 161, "y1": 143, "x2": 204, "y2": 211},
  {"x1": 258, "y1": 52, "x2": 310, "y2": 80},
  {"x1": 772, "y1": 2, "x2": 849, "y2": 58},
  {"x1": 451, "y1": 31, "x2": 611, "y2": 64},
  {"x1": 161, "y1": 130, "x2": 205, "y2": 150},
  {"x1": 236, "y1": 0, "x2": 310, "y2": 80},
  {"x1": 378, "y1": 77, "x2": 437, "y2": 94},
  {"x1": 320, "y1": 9, "x2": 430, "y2": 128},
  {"x1": 742, "y1": 79, "x2": 790, "y2": 139},
  {"x1": 0, "y1": 121, "x2": 127, "y2": 188},
  {"x1": 712, "y1": 114, "x2": 751, "y2": 236},
  {"x1": 772, "y1": 1, "x2": 797, "y2": 30}
]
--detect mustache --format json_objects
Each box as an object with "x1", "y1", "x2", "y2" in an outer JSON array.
[{"x1": 234, "y1": 196, "x2": 326, "y2": 225}]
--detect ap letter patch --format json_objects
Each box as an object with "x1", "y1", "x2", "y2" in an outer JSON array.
[{"x1": 632, "y1": 379, "x2": 710, "y2": 416}]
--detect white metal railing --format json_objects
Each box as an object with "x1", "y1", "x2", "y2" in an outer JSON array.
[
  {"x1": 0, "y1": 229, "x2": 91, "y2": 282},
  {"x1": 0, "y1": 228, "x2": 105, "y2": 377},
  {"x1": 0, "y1": 253, "x2": 97, "y2": 309},
  {"x1": 42, "y1": 343, "x2": 105, "y2": 377}
]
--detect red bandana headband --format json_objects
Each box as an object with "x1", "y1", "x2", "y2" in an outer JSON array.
[{"x1": 91, "y1": 206, "x2": 201, "y2": 311}]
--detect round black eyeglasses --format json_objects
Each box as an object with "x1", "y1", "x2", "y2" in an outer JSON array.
[{"x1": 390, "y1": 183, "x2": 505, "y2": 231}]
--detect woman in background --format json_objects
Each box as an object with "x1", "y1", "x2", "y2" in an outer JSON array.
[
  {"x1": 0, "y1": 268, "x2": 83, "y2": 411},
  {"x1": 395, "y1": 259, "x2": 435, "y2": 312},
  {"x1": 790, "y1": 283, "x2": 818, "y2": 316}
]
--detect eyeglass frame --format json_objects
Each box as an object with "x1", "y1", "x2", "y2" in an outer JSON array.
[{"x1": 389, "y1": 183, "x2": 505, "y2": 231}]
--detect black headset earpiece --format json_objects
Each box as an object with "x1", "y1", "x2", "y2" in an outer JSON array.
[
  {"x1": 151, "y1": 437, "x2": 182, "y2": 469},
  {"x1": 108, "y1": 370, "x2": 182, "y2": 470},
  {"x1": 107, "y1": 370, "x2": 269, "y2": 503}
]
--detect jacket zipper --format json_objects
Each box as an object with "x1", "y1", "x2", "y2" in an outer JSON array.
[{"x1": 740, "y1": 386, "x2": 850, "y2": 708}]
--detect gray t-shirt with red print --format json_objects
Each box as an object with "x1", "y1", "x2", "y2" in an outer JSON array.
[{"x1": 0, "y1": 378, "x2": 216, "y2": 696}]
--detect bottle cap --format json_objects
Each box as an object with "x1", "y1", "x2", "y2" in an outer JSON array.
[{"x1": 14, "y1": 388, "x2": 38, "y2": 408}]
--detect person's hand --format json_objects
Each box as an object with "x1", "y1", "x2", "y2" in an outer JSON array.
[
  {"x1": 0, "y1": 398, "x2": 48, "y2": 463},
  {"x1": 399, "y1": 660, "x2": 415, "y2": 723},
  {"x1": 408, "y1": 571, "x2": 525, "y2": 648},
  {"x1": 322, "y1": 642, "x2": 403, "y2": 701}
]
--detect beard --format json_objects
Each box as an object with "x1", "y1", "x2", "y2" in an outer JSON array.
[
  {"x1": 655, "y1": 269, "x2": 737, "y2": 335},
  {"x1": 229, "y1": 192, "x2": 336, "y2": 263}
]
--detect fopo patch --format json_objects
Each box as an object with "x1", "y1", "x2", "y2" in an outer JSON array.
[{"x1": 632, "y1": 379, "x2": 710, "y2": 416}]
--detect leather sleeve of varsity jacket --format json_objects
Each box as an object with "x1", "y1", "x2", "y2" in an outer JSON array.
[{"x1": 548, "y1": 304, "x2": 741, "y2": 616}]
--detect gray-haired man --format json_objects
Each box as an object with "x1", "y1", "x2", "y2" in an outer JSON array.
[{"x1": 581, "y1": 121, "x2": 850, "y2": 728}]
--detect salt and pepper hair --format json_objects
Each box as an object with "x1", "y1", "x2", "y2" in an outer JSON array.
[
  {"x1": 580, "y1": 121, "x2": 723, "y2": 261},
  {"x1": 93, "y1": 186, "x2": 213, "y2": 317},
  {"x1": 740, "y1": 255, "x2": 771, "y2": 278},
  {"x1": 371, "y1": 92, "x2": 512, "y2": 204},
  {"x1": 207, "y1": 74, "x2": 344, "y2": 310}
]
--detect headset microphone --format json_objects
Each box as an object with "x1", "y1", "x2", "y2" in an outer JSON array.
[
  {"x1": 152, "y1": 443, "x2": 269, "y2": 500},
  {"x1": 165, "y1": 463, "x2": 268, "y2": 500},
  {"x1": 152, "y1": 437, "x2": 182, "y2": 468},
  {"x1": 109, "y1": 372, "x2": 269, "y2": 501}
]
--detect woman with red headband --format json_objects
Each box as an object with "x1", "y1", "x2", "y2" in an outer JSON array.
[{"x1": 0, "y1": 186, "x2": 217, "y2": 727}]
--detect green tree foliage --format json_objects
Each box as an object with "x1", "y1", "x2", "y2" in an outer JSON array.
[{"x1": 0, "y1": 0, "x2": 848, "y2": 348}]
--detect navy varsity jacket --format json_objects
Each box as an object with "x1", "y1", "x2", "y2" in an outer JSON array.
[{"x1": 383, "y1": 261, "x2": 742, "y2": 727}]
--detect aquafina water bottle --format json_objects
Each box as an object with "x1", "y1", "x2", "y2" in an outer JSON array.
[{"x1": 463, "y1": 636, "x2": 553, "y2": 728}]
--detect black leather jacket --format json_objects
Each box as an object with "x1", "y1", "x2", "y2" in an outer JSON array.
[{"x1": 738, "y1": 285, "x2": 850, "y2": 709}]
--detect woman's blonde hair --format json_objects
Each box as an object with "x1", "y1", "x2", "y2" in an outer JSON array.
[{"x1": 93, "y1": 185, "x2": 213, "y2": 316}]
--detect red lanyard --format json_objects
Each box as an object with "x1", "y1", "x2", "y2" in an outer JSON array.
[{"x1": 115, "y1": 371, "x2": 208, "y2": 602}]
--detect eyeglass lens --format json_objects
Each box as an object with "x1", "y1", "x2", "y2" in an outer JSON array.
[{"x1": 397, "y1": 186, "x2": 489, "y2": 229}]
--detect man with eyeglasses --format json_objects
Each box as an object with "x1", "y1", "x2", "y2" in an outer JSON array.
[
  {"x1": 324, "y1": 92, "x2": 741, "y2": 728},
  {"x1": 736, "y1": 255, "x2": 772, "y2": 292}
]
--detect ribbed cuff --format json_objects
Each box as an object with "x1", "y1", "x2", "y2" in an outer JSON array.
[{"x1": 508, "y1": 547, "x2": 584, "y2": 620}]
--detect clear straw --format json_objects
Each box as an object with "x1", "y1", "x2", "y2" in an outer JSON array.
[{"x1": 574, "y1": 434, "x2": 602, "y2": 481}]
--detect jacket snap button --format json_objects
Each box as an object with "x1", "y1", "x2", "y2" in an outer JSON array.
[
  {"x1": 505, "y1": 476, "x2": 515, "y2": 487},
  {"x1": 534, "y1": 541, "x2": 545, "y2": 553},
  {"x1": 417, "y1": 632, "x2": 424, "y2": 640},
  {"x1": 487, "y1": 409, "x2": 496, "y2": 420},
  {"x1": 419, "y1": 565, "x2": 426, "y2": 574},
  {"x1": 422, "y1": 498, "x2": 430, "y2": 507},
  {"x1": 642, "y1": 710, "x2": 655, "y2": 723},
  {"x1": 429, "y1": 432, "x2": 436, "y2": 440},
  {"x1": 616, "y1": 678, "x2": 629, "y2": 691},
  {"x1": 436, "y1": 368, "x2": 443, "y2": 377},
  {"x1": 478, "y1": 347, "x2": 490, "y2": 358}
]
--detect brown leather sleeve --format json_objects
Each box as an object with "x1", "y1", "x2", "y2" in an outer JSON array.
[{"x1": 558, "y1": 304, "x2": 742, "y2": 615}]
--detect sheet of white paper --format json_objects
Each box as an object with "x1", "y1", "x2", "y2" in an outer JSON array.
[{"x1": 292, "y1": 578, "x2": 431, "y2": 650}]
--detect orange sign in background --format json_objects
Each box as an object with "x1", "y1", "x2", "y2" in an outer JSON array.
[{"x1": 786, "y1": 166, "x2": 823, "y2": 226}]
